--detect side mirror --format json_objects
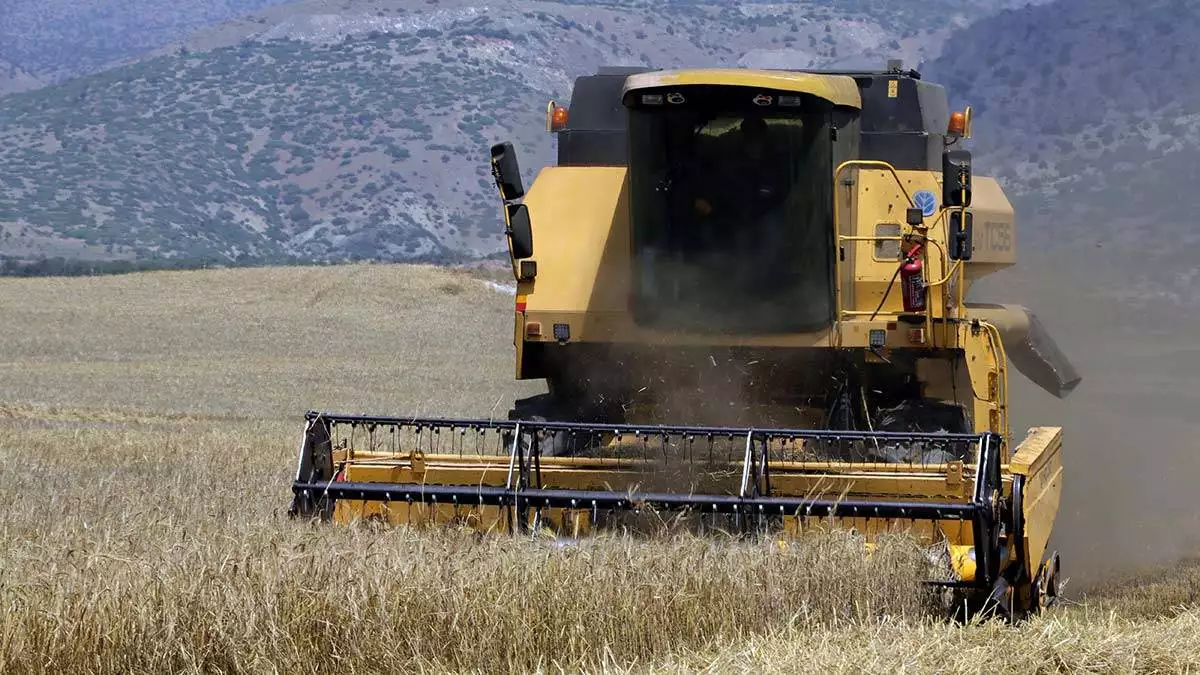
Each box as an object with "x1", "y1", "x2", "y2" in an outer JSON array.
[
  {"x1": 949, "y1": 211, "x2": 973, "y2": 260},
  {"x1": 507, "y1": 203, "x2": 533, "y2": 260},
  {"x1": 490, "y1": 142, "x2": 524, "y2": 201},
  {"x1": 942, "y1": 149, "x2": 972, "y2": 208}
]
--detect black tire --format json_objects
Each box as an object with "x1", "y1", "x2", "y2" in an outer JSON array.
[{"x1": 506, "y1": 393, "x2": 579, "y2": 456}]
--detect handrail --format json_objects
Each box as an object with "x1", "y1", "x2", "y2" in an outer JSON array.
[
  {"x1": 832, "y1": 161, "x2": 917, "y2": 344},
  {"x1": 979, "y1": 321, "x2": 1012, "y2": 454},
  {"x1": 832, "y1": 160, "x2": 968, "y2": 341},
  {"x1": 926, "y1": 260, "x2": 963, "y2": 287},
  {"x1": 833, "y1": 160, "x2": 916, "y2": 204}
]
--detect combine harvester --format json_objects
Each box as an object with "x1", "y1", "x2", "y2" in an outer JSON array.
[{"x1": 289, "y1": 62, "x2": 1079, "y2": 618}]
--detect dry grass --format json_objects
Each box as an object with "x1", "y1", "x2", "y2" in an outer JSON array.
[
  {"x1": 2, "y1": 264, "x2": 1200, "y2": 673},
  {"x1": 2, "y1": 418, "x2": 1197, "y2": 674},
  {"x1": 1078, "y1": 557, "x2": 1200, "y2": 621},
  {"x1": 0, "y1": 263, "x2": 538, "y2": 419},
  {"x1": 0, "y1": 421, "x2": 939, "y2": 674},
  {"x1": 654, "y1": 609, "x2": 1200, "y2": 673}
]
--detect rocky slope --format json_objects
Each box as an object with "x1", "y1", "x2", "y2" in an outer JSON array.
[
  {"x1": 0, "y1": 60, "x2": 42, "y2": 97},
  {"x1": 5, "y1": 0, "x2": 1185, "y2": 273},
  {"x1": 0, "y1": 0, "x2": 292, "y2": 83},
  {"x1": 927, "y1": 0, "x2": 1200, "y2": 305},
  {"x1": 0, "y1": 0, "x2": 1041, "y2": 264}
]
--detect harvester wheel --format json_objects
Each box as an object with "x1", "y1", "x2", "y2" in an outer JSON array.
[
  {"x1": 521, "y1": 415, "x2": 576, "y2": 456},
  {"x1": 506, "y1": 393, "x2": 578, "y2": 456},
  {"x1": 1032, "y1": 551, "x2": 1061, "y2": 611},
  {"x1": 981, "y1": 566, "x2": 1024, "y2": 622}
]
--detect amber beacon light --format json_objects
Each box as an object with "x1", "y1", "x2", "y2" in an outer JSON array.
[
  {"x1": 546, "y1": 100, "x2": 569, "y2": 132},
  {"x1": 947, "y1": 106, "x2": 973, "y2": 139}
]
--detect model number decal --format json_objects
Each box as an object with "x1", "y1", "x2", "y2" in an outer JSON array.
[{"x1": 983, "y1": 221, "x2": 1012, "y2": 252}]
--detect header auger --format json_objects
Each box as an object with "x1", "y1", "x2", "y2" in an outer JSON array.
[{"x1": 290, "y1": 61, "x2": 1079, "y2": 620}]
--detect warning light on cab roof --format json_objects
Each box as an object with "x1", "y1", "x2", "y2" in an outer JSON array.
[
  {"x1": 947, "y1": 106, "x2": 973, "y2": 139},
  {"x1": 546, "y1": 100, "x2": 569, "y2": 132}
]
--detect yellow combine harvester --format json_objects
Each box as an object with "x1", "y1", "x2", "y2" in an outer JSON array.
[{"x1": 289, "y1": 62, "x2": 1079, "y2": 619}]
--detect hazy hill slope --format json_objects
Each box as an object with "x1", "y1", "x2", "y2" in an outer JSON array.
[
  {"x1": 173, "y1": 0, "x2": 1046, "y2": 64},
  {"x1": 928, "y1": 0, "x2": 1200, "y2": 304},
  {"x1": 0, "y1": 0, "x2": 293, "y2": 83},
  {"x1": 0, "y1": 34, "x2": 550, "y2": 263},
  {"x1": 0, "y1": 0, "x2": 1038, "y2": 264},
  {"x1": 0, "y1": 0, "x2": 1049, "y2": 86},
  {"x1": 0, "y1": 59, "x2": 41, "y2": 97}
]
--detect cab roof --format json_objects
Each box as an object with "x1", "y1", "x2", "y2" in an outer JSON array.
[{"x1": 621, "y1": 68, "x2": 862, "y2": 109}]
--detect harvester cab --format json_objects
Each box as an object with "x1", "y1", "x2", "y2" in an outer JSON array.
[{"x1": 290, "y1": 62, "x2": 1080, "y2": 619}]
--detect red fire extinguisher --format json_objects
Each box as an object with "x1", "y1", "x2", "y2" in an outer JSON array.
[{"x1": 900, "y1": 242, "x2": 926, "y2": 313}]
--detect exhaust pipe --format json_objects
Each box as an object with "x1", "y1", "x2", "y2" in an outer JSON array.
[{"x1": 964, "y1": 303, "x2": 1081, "y2": 399}]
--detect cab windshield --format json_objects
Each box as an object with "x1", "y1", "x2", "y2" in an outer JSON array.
[{"x1": 626, "y1": 97, "x2": 836, "y2": 334}]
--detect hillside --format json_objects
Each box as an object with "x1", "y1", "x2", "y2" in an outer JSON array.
[
  {"x1": 3, "y1": 0, "x2": 1192, "y2": 297},
  {"x1": 0, "y1": 34, "x2": 546, "y2": 263},
  {"x1": 0, "y1": 0, "x2": 1047, "y2": 265},
  {"x1": 0, "y1": 0, "x2": 1047, "y2": 85},
  {"x1": 927, "y1": 0, "x2": 1200, "y2": 304},
  {"x1": 0, "y1": 0, "x2": 292, "y2": 83},
  {"x1": 0, "y1": 59, "x2": 41, "y2": 97}
]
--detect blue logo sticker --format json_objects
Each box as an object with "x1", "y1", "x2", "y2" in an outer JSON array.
[{"x1": 913, "y1": 190, "x2": 938, "y2": 217}]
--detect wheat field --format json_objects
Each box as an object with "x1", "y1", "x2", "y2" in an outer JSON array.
[{"x1": 1, "y1": 263, "x2": 1199, "y2": 673}]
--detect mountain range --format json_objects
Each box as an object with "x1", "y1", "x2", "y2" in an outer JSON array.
[
  {"x1": 0, "y1": 0, "x2": 1037, "y2": 263},
  {"x1": 0, "y1": 0, "x2": 1194, "y2": 303},
  {"x1": 0, "y1": 0, "x2": 291, "y2": 86},
  {"x1": 927, "y1": 0, "x2": 1200, "y2": 306}
]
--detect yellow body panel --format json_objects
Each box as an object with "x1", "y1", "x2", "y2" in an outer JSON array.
[
  {"x1": 960, "y1": 177, "x2": 1017, "y2": 270},
  {"x1": 517, "y1": 165, "x2": 1016, "y2": 355},
  {"x1": 622, "y1": 68, "x2": 863, "y2": 109},
  {"x1": 517, "y1": 166, "x2": 630, "y2": 316},
  {"x1": 1010, "y1": 426, "x2": 1065, "y2": 575},
  {"x1": 840, "y1": 169, "x2": 1014, "y2": 318}
]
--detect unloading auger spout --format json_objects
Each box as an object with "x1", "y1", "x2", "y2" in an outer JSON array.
[{"x1": 964, "y1": 303, "x2": 1081, "y2": 399}]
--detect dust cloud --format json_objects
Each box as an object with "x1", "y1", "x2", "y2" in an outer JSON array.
[
  {"x1": 972, "y1": 252, "x2": 1200, "y2": 590},
  {"x1": 581, "y1": 238, "x2": 1200, "y2": 591}
]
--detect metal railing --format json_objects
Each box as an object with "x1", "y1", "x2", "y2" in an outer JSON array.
[{"x1": 831, "y1": 159, "x2": 970, "y2": 343}]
